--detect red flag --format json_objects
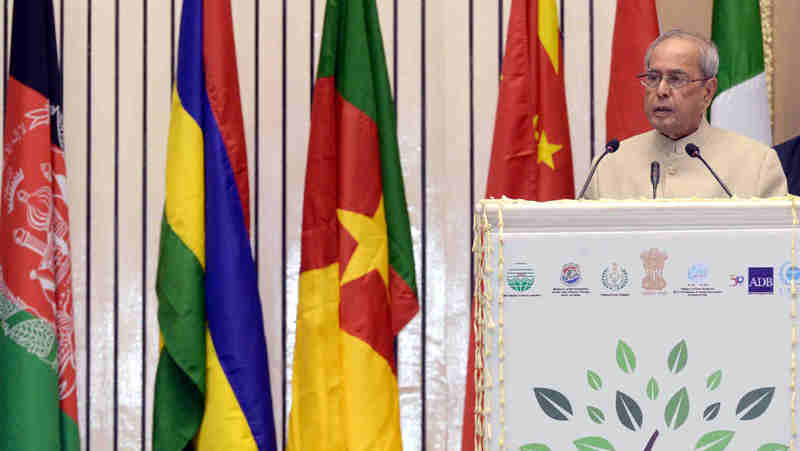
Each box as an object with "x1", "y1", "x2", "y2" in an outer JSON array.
[
  {"x1": 606, "y1": 0, "x2": 659, "y2": 141},
  {"x1": 484, "y1": 0, "x2": 574, "y2": 200},
  {"x1": 464, "y1": 1, "x2": 573, "y2": 449}
]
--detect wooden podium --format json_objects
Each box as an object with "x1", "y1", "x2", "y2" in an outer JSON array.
[{"x1": 472, "y1": 198, "x2": 797, "y2": 451}]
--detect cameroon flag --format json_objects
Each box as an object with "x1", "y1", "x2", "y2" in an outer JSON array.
[
  {"x1": 0, "y1": 1, "x2": 80, "y2": 449},
  {"x1": 288, "y1": 0, "x2": 420, "y2": 449},
  {"x1": 153, "y1": 0, "x2": 277, "y2": 450}
]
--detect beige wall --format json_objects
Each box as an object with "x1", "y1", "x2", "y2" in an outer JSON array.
[{"x1": 2, "y1": 1, "x2": 797, "y2": 451}]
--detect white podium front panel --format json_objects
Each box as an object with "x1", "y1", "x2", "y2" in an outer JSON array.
[{"x1": 477, "y1": 200, "x2": 797, "y2": 451}]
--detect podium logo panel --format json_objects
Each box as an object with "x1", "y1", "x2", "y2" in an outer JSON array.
[
  {"x1": 601, "y1": 263, "x2": 629, "y2": 291},
  {"x1": 748, "y1": 267, "x2": 774, "y2": 294},
  {"x1": 641, "y1": 248, "x2": 668, "y2": 291},
  {"x1": 507, "y1": 262, "x2": 536, "y2": 294},
  {"x1": 560, "y1": 262, "x2": 582, "y2": 286}
]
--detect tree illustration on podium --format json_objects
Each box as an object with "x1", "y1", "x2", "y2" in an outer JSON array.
[{"x1": 521, "y1": 340, "x2": 787, "y2": 451}]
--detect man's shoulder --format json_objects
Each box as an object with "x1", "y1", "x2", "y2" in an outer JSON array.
[{"x1": 704, "y1": 125, "x2": 773, "y2": 155}]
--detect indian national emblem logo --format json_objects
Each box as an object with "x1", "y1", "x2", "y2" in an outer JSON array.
[
  {"x1": 601, "y1": 263, "x2": 629, "y2": 291},
  {"x1": 560, "y1": 262, "x2": 582, "y2": 286},
  {"x1": 641, "y1": 248, "x2": 668, "y2": 290},
  {"x1": 506, "y1": 262, "x2": 535, "y2": 293}
]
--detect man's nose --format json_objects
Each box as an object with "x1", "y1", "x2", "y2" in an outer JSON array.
[{"x1": 655, "y1": 78, "x2": 671, "y2": 96}]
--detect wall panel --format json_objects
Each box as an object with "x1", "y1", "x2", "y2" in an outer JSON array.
[
  {"x1": 258, "y1": 0, "x2": 286, "y2": 449},
  {"x1": 117, "y1": 0, "x2": 145, "y2": 448},
  {"x1": 3, "y1": 1, "x2": 799, "y2": 451}
]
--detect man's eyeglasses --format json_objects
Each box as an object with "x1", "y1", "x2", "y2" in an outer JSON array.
[{"x1": 637, "y1": 71, "x2": 711, "y2": 89}]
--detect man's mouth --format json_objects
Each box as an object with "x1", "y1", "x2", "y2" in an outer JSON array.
[{"x1": 652, "y1": 106, "x2": 673, "y2": 116}]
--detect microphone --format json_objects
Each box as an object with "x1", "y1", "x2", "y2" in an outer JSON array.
[
  {"x1": 650, "y1": 161, "x2": 660, "y2": 199},
  {"x1": 685, "y1": 143, "x2": 732, "y2": 198},
  {"x1": 577, "y1": 139, "x2": 620, "y2": 199}
]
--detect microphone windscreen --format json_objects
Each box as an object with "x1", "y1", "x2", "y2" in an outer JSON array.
[
  {"x1": 606, "y1": 139, "x2": 620, "y2": 153},
  {"x1": 685, "y1": 143, "x2": 700, "y2": 158}
]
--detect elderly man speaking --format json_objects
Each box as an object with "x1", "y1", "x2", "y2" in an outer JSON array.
[{"x1": 583, "y1": 30, "x2": 787, "y2": 199}]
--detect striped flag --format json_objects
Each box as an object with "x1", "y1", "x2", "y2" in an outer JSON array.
[
  {"x1": 0, "y1": 1, "x2": 81, "y2": 449},
  {"x1": 464, "y1": 0, "x2": 574, "y2": 449},
  {"x1": 606, "y1": 0, "x2": 659, "y2": 141},
  {"x1": 288, "y1": 0, "x2": 420, "y2": 449},
  {"x1": 153, "y1": 0, "x2": 277, "y2": 450},
  {"x1": 710, "y1": 0, "x2": 772, "y2": 145}
]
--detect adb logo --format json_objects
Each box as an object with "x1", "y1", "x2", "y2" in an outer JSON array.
[{"x1": 748, "y1": 267, "x2": 773, "y2": 294}]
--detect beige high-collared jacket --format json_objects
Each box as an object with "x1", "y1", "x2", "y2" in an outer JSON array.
[{"x1": 583, "y1": 119, "x2": 788, "y2": 199}]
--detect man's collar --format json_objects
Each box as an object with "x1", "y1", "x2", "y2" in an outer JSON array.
[{"x1": 655, "y1": 118, "x2": 710, "y2": 155}]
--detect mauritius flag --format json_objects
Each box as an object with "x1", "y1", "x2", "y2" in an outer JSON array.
[
  {"x1": 0, "y1": 0, "x2": 80, "y2": 449},
  {"x1": 152, "y1": 0, "x2": 277, "y2": 450},
  {"x1": 287, "y1": 0, "x2": 420, "y2": 449}
]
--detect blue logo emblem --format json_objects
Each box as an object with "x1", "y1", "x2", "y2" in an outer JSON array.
[
  {"x1": 560, "y1": 262, "x2": 582, "y2": 286},
  {"x1": 780, "y1": 262, "x2": 800, "y2": 286},
  {"x1": 749, "y1": 267, "x2": 774, "y2": 294},
  {"x1": 687, "y1": 263, "x2": 709, "y2": 284}
]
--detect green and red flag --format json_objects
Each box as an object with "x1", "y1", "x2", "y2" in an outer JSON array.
[
  {"x1": 288, "y1": 0, "x2": 419, "y2": 449},
  {"x1": 465, "y1": 0, "x2": 574, "y2": 448},
  {"x1": 606, "y1": 0, "x2": 659, "y2": 141},
  {"x1": 0, "y1": 0, "x2": 81, "y2": 449},
  {"x1": 710, "y1": 0, "x2": 772, "y2": 145},
  {"x1": 153, "y1": 0, "x2": 277, "y2": 449}
]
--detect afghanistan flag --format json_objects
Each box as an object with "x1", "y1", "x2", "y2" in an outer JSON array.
[
  {"x1": 606, "y1": 0, "x2": 659, "y2": 141},
  {"x1": 0, "y1": 1, "x2": 80, "y2": 449},
  {"x1": 287, "y1": 0, "x2": 420, "y2": 449},
  {"x1": 464, "y1": 0, "x2": 574, "y2": 449},
  {"x1": 710, "y1": 0, "x2": 772, "y2": 145},
  {"x1": 152, "y1": 0, "x2": 277, "y2": 449}
]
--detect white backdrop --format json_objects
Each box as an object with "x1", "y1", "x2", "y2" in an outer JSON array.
[{"x1": 0, "y1": 1, "x2": 797, "y2": 450}]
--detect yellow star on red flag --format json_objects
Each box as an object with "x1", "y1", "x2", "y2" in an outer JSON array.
[{"x1": 336, "y1": 196, "x2": 389, "y2": 288}]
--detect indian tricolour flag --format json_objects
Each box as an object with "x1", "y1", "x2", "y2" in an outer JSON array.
[{"x1": 710, "y1": 0, "x2": 771, "y2": 145}]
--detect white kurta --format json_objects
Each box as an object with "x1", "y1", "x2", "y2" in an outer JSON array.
[{"x1": 584, "y1": 119, "x2": 787, "y2": 199}]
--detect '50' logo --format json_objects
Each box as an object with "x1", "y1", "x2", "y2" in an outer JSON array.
[{"x1": 729, "y1": 274, "x2": 744, "y2": 287}]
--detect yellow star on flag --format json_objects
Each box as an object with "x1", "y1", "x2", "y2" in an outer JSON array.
[
  {"x1": 537, "y1": 130, "x2": 563, "y2": 170},
  {"x1": 336, "y1": 196, "x2": 389, "y2": 288}
]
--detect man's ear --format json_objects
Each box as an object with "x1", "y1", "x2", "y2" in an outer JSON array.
[{"x1": 704, "y1": 77, "x2": 718, "y2": 105}]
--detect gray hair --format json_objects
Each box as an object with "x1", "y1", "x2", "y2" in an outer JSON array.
[{"x1": 644, "y1": 29, "x2": 719, "y2": 78}]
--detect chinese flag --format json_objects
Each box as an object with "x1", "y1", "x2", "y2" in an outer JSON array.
[
  {"x1": 464, "y1": 0, "x2": 574, "y2": 449},
  {"x1": 606, "y1": 0, "x2": 659, "y2": 141}
]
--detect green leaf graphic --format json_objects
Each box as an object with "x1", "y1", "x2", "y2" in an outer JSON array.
[
  {"x1": 587, "y1": 406, "x2": 605, "y2": 424},
  {"x1": 587, "y1": 370, "x2": 602, "y2": 391},
  {"x1": 736, "y1": 387, "x2": 775, "y2": 420},
  {"x1": 668, "y1": 339, "x2": 688, "y2": 373},
  {"x1": 665, "y1": 387, "x2": 690, "y2": 430},
  {"x1": 646, "y1": 377, "x2": 659, "y2": 400},
  {"x1": 533, "y1": 387, "x2": 573, "y2": 421},
  {"x1": 520, "y1": 444, "x2": 552, "y2": 451},
  {"x1": 757, "y1": 444, "x2": 789, "y2": 451},
  {"x1": 706, "y1": 370, "x2": 722, "y2": 391},
  {"x1": 703, "y1": 402, "x2": 721, "y2": 421},
  {"x1": 615, "y1": 391, "x2": 643, "y2": 431},
  {"x1": 573, "y1": 436, "x2": 615, "y2": 451},
  {"x1": 616, "y1": 340, "x2": 636, "y2": 374},
  {"x1": 695, "y1": 430, "x2": 734, "y2": 450}
]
